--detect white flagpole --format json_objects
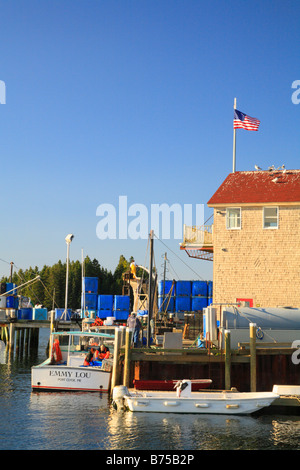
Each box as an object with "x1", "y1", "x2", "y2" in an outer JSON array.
[{"x1": 232, "y1": 97, "x2": 237, "y2": 173}]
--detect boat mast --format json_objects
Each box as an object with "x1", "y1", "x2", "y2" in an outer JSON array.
[{"x1": 147, "y1": 230, "x2": 154, "y2": 347}]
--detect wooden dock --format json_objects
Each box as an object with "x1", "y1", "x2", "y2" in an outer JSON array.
[
  {"x1": 110, "y1": 327, "x2": 300, "y2": 408},
  {"x1": 0, "y1": 319, "x2": 81, "y2": 357}
]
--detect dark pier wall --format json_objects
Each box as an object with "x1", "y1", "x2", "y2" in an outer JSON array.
[{"x1": 130, "y1": 354, "x2": 300, "y2": 392}]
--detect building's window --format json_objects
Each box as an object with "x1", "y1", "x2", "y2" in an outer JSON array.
[
  {"x1": 236, "y1": 298, "x2": 253, "y2": 307},
  {"x1": 263, "y1": 206, "x2": 278, "y2": 229},
  {"x1": 226, "y1": 208, "x2": 241, "y2": 229}
]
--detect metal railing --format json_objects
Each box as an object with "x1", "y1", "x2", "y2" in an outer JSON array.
[{"x1": 182, "y1": 224, "x2": 213, "y2": 246}]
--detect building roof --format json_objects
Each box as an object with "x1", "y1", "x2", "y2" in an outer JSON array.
[{"x1": 207, "y1": 170, "x2": 300, "y2": 205}]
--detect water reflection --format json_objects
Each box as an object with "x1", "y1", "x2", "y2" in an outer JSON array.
[{"x1": 106, "y1": 409, "x2": 262, "y2": 450}]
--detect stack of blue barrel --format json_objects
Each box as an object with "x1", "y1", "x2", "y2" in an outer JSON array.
[
  {"x1": 97, "y1": 294, "x2": 114, "y2": 319},
  {"x1": 4, "y1": 282, "x2": 18, "y2": 309},
  {"x1": 207, "y1": 281, "x2": 213, "y2": 305},
  {"x1": 113, "y1": 295, "x2": 130, "y2": 321},
  {"x1": 191, "y1": 281, "x2": 209, "y2": 311},
  {"x1": 158, "y1": 280, "x2": 175, "y2": 312},
  {"x1": 157, "y1": 279, "x2": 213, "y2": 313},
  {"x1": 175, "y1": 281, "x2": 192, "y2": 312},
  {"x1": 81, "y1": 277, "x2": 98, "y2": 317}
]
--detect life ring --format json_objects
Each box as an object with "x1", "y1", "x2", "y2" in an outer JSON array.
[{"x1": 256, "y1": 327, "x2": 264, "y2": 340}]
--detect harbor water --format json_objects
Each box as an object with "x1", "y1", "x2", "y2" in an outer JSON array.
[{"x1": 1, "y1": 328, "x2": 300, "y2": 451}]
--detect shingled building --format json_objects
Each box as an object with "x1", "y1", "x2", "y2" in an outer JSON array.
[
  {"x1": 181, "y1": 169, "x2": 300, "y2": 308},
  {"x1": 207, "y1": 169, "x2": 300, "y2": 307}
]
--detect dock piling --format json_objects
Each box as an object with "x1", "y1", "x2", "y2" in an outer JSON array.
[
  {"x1": 123, "y1": 328, "x2": 132, "y2": 388},
  {"x1": 250, "y1": 323, "x2": 257, "y2": 392},
  {"x1": 111, "y1": 327, "x2": 122, "y2": 392},
  {"x1": 224, "y1": 329, "x2": 231, "y2": 390}
]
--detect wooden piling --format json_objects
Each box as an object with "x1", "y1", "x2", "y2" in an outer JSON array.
[
  {"x1": 250, "y1": 323, "x2": 256, "y2": 392},
  {"x1": 9, "y1": 322, "x2": 15, "y2": 355},
  {"x1": 15, "y1": 328, "x2": 20, "y2": 355},
  {"x1": 25, "y1": 328, "x2": 30, "y2": 354},
  {"x1": 20, "y1": 328, "x2": 25, "y2": 356},
  {"x1": 30, "y1": 328, "x2": 39, "y2": 352},
  {"x1": 110, "y1": 327, "x2": 122, "y2": 392},
  {"x1": 123, "y1": 328, "x2": 132, "y2": 388},
  {"x1": 224, "y1": 329, "x2": 231, "y2": 390}
]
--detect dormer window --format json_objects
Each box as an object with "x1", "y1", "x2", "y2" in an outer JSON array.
[
  {"x1": 226, "y1": 208, "x2": 241, "y2": 229},
  {"x1": 263, "y1": 206, "x2": 278, "y2": 228}
]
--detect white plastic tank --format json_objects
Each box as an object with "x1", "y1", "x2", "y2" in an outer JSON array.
[
  {"x1": 221, "y1": 307, "x2": 300, "y2": 330},
  {"x1": 203, "y1": 306, "x2": 218, "y2": 341}
]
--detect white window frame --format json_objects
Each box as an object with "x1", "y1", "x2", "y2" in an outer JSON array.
[
  {"x1": 226, "y1": 207, "x2": 241, "y2": 230},
  {"x1": 263, "y1": 206, "x2": 279, "y2": 229}
]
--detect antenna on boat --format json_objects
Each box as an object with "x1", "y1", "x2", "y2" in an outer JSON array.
[{"x1": 81, "y1": 248, "x2": 86, "y2": 318}]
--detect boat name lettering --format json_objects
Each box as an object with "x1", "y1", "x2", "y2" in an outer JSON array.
[{"x1": 49, "y1": 370, "x2": 91, "y2": 379}]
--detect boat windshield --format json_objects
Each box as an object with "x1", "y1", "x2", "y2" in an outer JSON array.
[{"x1": 51, "y1": 331, "x2": 115, "y2": 354}]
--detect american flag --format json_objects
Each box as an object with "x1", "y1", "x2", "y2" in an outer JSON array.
[{"x1": 233, "y1": 109, "x2": 260, "y2": 131}]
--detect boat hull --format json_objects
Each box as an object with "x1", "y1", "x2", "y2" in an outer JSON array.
[
  {"x1": 31, "y1": 364, "x2": 111, "y2": 392},
  {"x1": 124, "y1": 391, "x2": 279, "y2": 414}
]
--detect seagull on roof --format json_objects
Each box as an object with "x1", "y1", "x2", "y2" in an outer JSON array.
[
  {"x1": 272, "y1": 177, "x2": 279, "y2": 183},
  {"x1": 268, "y1": 165, "x2": 275, "y2": 171},
  {"x1": 255, "y1": 165, "x2": 262, "y2": 170}
]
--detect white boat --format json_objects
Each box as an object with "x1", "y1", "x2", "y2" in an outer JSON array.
[
  {"x1": 31, "y1": 330, "x2": 114, "y2": 392},
  {"x1": 113, "y1": 380, "x2": 279, "y2": 415}
]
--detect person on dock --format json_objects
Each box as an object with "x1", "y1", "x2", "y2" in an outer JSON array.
[
  {"x1": 127, "y1": 312, "x2": 141, "y2": 348},
  {"x1": 130, "y1": 259, "x2": 137, "y2": 279}
]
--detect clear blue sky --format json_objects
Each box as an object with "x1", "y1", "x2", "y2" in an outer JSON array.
[{"x1": 0, "y1": 0, "x2": 299, "y2": 282}]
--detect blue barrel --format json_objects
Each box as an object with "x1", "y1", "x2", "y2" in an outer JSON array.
[
  {"x1": 207, "y1": 281, "x2": 213, "y2": 304},
  {"x1": 113, "y1": 310, "x2": 129, "y2": 321},
  {"x1": 158, "y1": 280, "x2": 175, "y2": 296},
  {"x1": 83, "y1": 277, "x2": 98, "y2": 294},
  {"x1": 55, "y1": 308, "x2": 71, "y2": 320},
  {"x1": 175, "y1": 296, "x2": 191, "y2": 312},
  {"x1": 97, "y1": 309, "x2": 112, "y2": 319},
  {"x1": 192, "y1": 296, "x2": 208, "y2": 311},
  {"x1": 32, "y1": 308, "x2": 48, "y2": 320},
  {"x1": 114, "y1": 295, "x2": 130, "y2": 311},
  {"x1": 176, "y1": 281, "x2": 192, "y2": 296},
  {"x1": 207, "y1": 281, "x2": 213, "y2": 297},
  {"x1": 192, "y1": 281, "x2": 208, "y2": 297},
  {"x1": 6, "y1": 283, "x2": 17, "y2": 296},
  {"x1": 81, "y1": 293, "x2": 97, "y2": 310},
  {"x1": 158, "y1": 296, "x2": 175, "y2": 312},
  {"x1": 6, "y1": 296, "x2": 17, "y2": 308},
  {"x1": 18, "y1": 308, "x2": 32, "y2": 320},
  {"x1": 97, "y1": 295, "x2": 114, "y2": 310}
]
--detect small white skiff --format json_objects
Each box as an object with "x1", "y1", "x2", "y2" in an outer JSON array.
[
  {"x1": 32, "y1": 330, "x2": 114, "y2": 392},
  {"x1": 113, "y1": 380, "x2": 279, "y2": 415}
]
